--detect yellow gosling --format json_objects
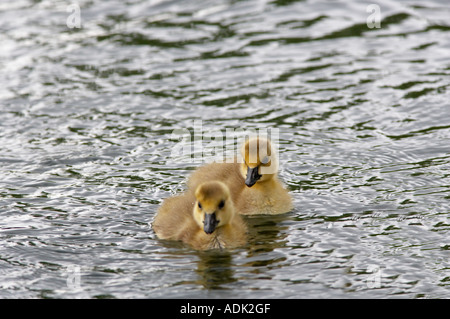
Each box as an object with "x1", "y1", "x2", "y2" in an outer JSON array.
[
  {"x1": 188, "y1": 137, "x2": 293, "y2": 215},
  {"x1": 153, "y1": 181, "x2": 247, "y2": 250}
]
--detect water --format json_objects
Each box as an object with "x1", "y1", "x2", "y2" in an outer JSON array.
[{"x1": 0, "y1": 0, "x2": 449, "y2": 299}]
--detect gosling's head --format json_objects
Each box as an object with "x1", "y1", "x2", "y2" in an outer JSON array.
[
  {"x1": 240, "y1": 137, "x2": 279, "y2": 187},
  {"x1": 194, "y1": 181, "x2": 235, "y2": 235}
]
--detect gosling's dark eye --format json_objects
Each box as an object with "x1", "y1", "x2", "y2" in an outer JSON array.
[
  {"x1": 198, "y1": 202, "x2": 202, "y2": 209},
  {"x1": 218, "y1": 200, "x2": 225, "y2": 209}
]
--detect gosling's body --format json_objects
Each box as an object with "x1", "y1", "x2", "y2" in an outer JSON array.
[
  {"x1": 153, "y1": 182, "x2": 247, "y2": 250},
  {"x1": 188, "y1": 162, "x2": 292, "y2": 215}
]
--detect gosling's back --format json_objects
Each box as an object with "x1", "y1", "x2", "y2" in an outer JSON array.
[
  {"x1": 152, "y1": 191, "x2": 197, "y2": 242},
  {"x1": 187, "y1": 162, "x2": 245, "y2": 205},
  {"x1": 187, "y1": 162, "x2": 292, "y2": 215}
]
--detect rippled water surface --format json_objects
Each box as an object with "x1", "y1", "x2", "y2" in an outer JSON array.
[{"x1": 1, "y1": 0, "x2": 449, "y2": 298}]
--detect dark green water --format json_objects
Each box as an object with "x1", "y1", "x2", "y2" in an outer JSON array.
[{"x1": 0, "y1": 0, "x2": 449, "y2": 298}]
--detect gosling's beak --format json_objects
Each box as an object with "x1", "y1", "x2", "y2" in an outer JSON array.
[
  {"x1": 203, "y1": 212, "x2": 218, "y2": 234},
  {"x1": 245, "y1": 166, "x2": 261, "y2": 187}
]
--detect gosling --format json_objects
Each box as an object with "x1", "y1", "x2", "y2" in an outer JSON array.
[
  {"x1": 153, "y1": 181, "x2": 247, "y2": 250},
  {"x1": 188, "y1": 137, "x2": 293, "y2": 215}
]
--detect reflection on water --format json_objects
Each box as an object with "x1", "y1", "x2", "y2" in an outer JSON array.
[
  {"x1": 196, "y1": 251, "x2": 236, "y2": 290},
  {"x1": 0, "y1": 0, "x2": 449, "y2": 298},
  {"x1": 245, "y1": 215, "x2": 290, "y2": 256},
  {"x1": 158, "y1": 215, "x2": 291, "y2": 291}
]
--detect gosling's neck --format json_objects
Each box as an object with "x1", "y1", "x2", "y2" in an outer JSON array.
[
  {"x1": 208, "y1": 227, "x2": 227, "y2": 250},
  {"x1": 251, "y1": 176, "x2": 278, "y2": 191}
]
